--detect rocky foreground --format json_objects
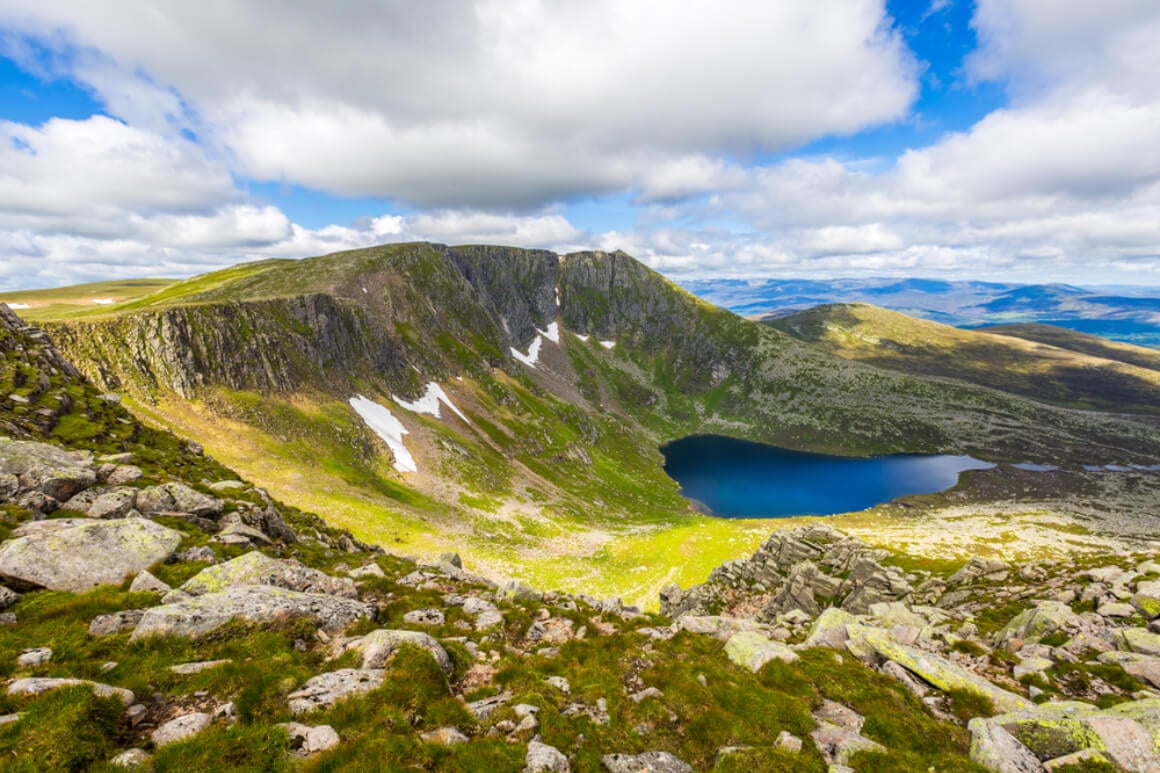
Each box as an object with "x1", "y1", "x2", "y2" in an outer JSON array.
[{"x1": 2, "y1": 438, "x2": 1160, "y2": 771}]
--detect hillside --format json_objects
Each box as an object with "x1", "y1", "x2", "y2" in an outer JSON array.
[
  {"x1": 983, "y1": 323, "x2": 1160, "y2": 373},
  {"x1": 6, "y1": 306, "x2": 1160, "y2": 771},
  {"x1": 766, "y1": 303, "x2": 1160, "y2": 416},
  {"x1": 18, "y1": 243, "x2": 1160, "y2": 607}
]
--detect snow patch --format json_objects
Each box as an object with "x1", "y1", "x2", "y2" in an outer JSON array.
[
  {"x1": 91, "y1": 298, "x2": 115, "y2": 305},
  {"x1": 574, "y1": 333, "x2": 590, "y2": 342},
  {"x1": 600, "y1": 340, "x2": 616, "y2": 349},
  {"x1": 348, "y1": 395, "x2": 417, "y2": 473},
  {"x1": 555, "y1": 287, "x2": 561, "y2": 307},
  {"x1": 393, "y1": 382, "x2": 470, "y2": 424},
  {"x1": 6, "y1": 303, "x2": 31, "y2": 310},
  {"x1": 541, "y1": 322, "x2": 560, "y2": 343},
  {"x1": 511, "y1": 336, "x2": 543, "y2": 368},
  {"x1": 362, "y1": 286, "x2": 368, "y2": 294}
]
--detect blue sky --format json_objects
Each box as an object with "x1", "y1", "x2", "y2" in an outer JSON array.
[{"x1": 1, "y1": 1, "x2": 1159, "y2": 290}]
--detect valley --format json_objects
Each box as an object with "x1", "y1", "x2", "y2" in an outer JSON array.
[{"x1": 8, "y1": 242, "x2": 1160, "y2": 610}]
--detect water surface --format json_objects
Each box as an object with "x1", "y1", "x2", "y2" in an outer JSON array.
[{"x1": 661, "y1": 435, "x2": 993, "y2": 518}]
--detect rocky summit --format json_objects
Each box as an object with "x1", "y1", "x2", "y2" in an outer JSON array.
[{"x1": 0, "y1": 246, "x2": 1159, "y2": 771}]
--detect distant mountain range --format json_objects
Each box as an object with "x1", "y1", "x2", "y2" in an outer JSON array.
[{"x1": 678, "y1": 278, "x2": 1160, "y2": 348}]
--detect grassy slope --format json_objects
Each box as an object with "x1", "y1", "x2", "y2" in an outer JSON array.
[
  {"x1": 983, "y1": 322, "x2": 1160, "y2": 372},
  {"x1": 0, "y1": 279, "x2": 176, "y2": 321},
  {"x1": 768, "y1": 303, "x2": 1160, "y2": 415}
]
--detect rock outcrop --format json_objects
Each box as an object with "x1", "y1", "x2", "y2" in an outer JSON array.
[{"x1": 661, "y1": 524, "x2": 912, "y2": 620}]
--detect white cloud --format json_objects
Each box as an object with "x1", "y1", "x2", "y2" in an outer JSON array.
[{"x1": 0, "y1": 0, "x2": 917, "y2": 207}]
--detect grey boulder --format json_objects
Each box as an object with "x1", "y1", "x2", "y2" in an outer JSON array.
[
  {"x1": 600, "y1": 752, "x2": 693, "y2": 772},
  {"x1": 132, "y1": 584, "x2": 375, "y2": 640},
  {"x1": 166, "y1": 551, "x2": 357, "y2": 602},
  {"x1": 0, "y1": 519, "x2": 182, "y2": 592}
]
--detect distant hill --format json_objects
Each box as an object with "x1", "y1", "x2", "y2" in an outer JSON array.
[
  {"x1": 983, "y1": 323, "x2": 1160, "y2": 373},
  {"x1": 766, "y1": 303, "x2": 1160, "y2": 416},
  {"x1": 680, "y1": 277, "x2": 1160, "y2": 348}
]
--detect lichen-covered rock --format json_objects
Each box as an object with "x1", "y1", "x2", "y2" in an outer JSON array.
[
  {"x1": 724, "y1": 631, "x2": 799, "y2": 672},
  {"x1": 863, "y1": 628, "x2": 1029, "y2": 714},
  {"x1": 288, "y1": 668, "x2": 385, "y2": 714},
  {"x1": 167, "y1": 551, "x2": 357, "y2": 601},
  {"x1": 968, "y1": 717, "x2": 1045, "y2": 773},
  {"x1": 0, "y1": 438, "x2": 96, "y2": 501},
  {"x1": 7, "y1": 677, "x2": 134, "y2": 706},
  {"x1": 132, "y1": 585, "x2": 375, "y2": 640},
  {"x1": 1118, "y1": 628, "x2": 1160, "y2": 657},
  {"x1": 600, "y1": 751, "x2": 693, "y2": 772},
  {"x1": 0, "y1": 518, "x2": 181, "y2": 592},
  {"x1": 974, "y1": 700, "x2": 1160, "y2": 772},
  {"x1": 800, "y1": 607, "x2": 860, "y2": 649},
  {"x1": 1000, "y1": 601, "x2": 1079, "y2": 644}
]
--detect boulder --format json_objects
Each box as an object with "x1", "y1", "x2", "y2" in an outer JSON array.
[
  {"x1": 88, "y1": 610, "x2": 146, "y2": 636},
  {"x1": 280, "y1": 722, "x2": 341, "y2": 754},
  {"x1": 16, "y1": 647, "x2": 51, "y2": 667},
  {"x1": 968, "y1": 717, "x2": 1045, "y2": 773},
  {"x1": 863, "y1": 628, "x2": 1029, "y2": 714},
  {"x1": 525, "y1": 739, "x2": 570, "y2": 772},
  {"x1": 0, "y1": 439, "x2": 95, "y2": 501},
  {"x1": 105, "y1": 465, "x2": 143, "y2": 486},
  {"x1": 676, "y1": 615, "x2": 774, "y2": 641},
  {"x1": 403, "y1": 608, "x2": 445, "y2": 626},
  {"x1": 600, "y1": 751, "x2": 693, "y2": 772},
  {"x1": 800, "y1": 607, "x2": 860, "y2": 649},
  {"x1": 0, "y1": 586, "x2": 19, "y2": 610},
  {"x1": 131, "y1": 585, "x2": 375, "y2": 640},
  {"x1": 136, "y1": 482, "x2": 221, "y2": 517},
  {"x1": 151, "y1": 713, "x2": 212, "y2": 746},
  {"x1": 1000, "y1": 601, "x2": 1079, "y2": 644},
  {"x1": 288, "y1": 669, "x2": 386, "y2": 714},
  {"x1": 0, "y1": 519, "x2": 182, "y2": 592},
  {"x1": 63, "y1": 486, "x2": 137, "y2": 519},
  {"x1": 129, "y1": 570, "x2": 171, "y2": 595},
  {"x1": 167, "y1": 551, "x2": 357, "y2": 601},
  {"x1": 1119, "y1": 628, "x2": 1160, "y2": 657},
  {"x1": 7, "y1": 677, "x2": 134, "y2": 706},
  {"x1": 342, "y1": 629, "x2": 453, "y2": 673},
  {"x1": 724, "y1": 631, "x2": 799, "y2": 672},
  {"x1": 810, "y1": 720, "x2": 886, "y2": 767}
]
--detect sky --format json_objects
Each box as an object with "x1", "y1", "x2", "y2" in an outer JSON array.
[{"x1": 1, "y1": 0, "x2": 1159, "y2": 290}]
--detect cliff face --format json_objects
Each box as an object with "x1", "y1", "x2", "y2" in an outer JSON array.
[{"x1": 46, "y1": 294, "x2": 404, "y2": 400}]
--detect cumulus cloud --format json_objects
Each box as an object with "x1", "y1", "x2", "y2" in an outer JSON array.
[{"x1": 0, "y1": 0, "x2": 917, "y2": 207}]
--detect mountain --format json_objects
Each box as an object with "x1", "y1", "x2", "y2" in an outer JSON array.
[
  {"x1": 681, "y1": 277, "x2": 1160, "y2": 348},
  {"x1": 17, "y1": 242, "x2": 1160, "y2": 608},
  {"x1": 766, "y1": 303, "x2": 1160, "y2": 415}
]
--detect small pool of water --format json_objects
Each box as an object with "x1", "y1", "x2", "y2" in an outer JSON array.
[{"x1": 661, "y1": 435, "x2": 994, "y2": 518}]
